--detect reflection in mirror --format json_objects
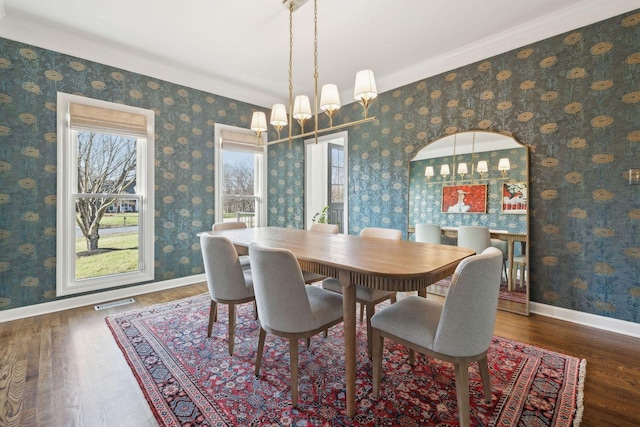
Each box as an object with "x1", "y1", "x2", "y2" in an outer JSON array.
[{"x1": 408, "y1": 131, "x2": 529, "y2": 315}]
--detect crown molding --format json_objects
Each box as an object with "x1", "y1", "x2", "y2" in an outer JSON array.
[
  {"x1": 374, "y1": 0, "x2": 640, "y2": 96},
  {"x1": 1, "y1": 0, "x2": 638, "y2": 108},
  {"x1": 0, "y1": 14, "x2": 276, "y2": 107}
]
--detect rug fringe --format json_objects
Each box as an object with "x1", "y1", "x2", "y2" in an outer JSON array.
[{"x1": 574, "y1": 358, "x2": 587, "y2": 427}]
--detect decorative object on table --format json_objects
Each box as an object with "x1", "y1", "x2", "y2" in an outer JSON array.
[
  {"x1": 442, "y1": 184, "x2": 488, "y2": 213},
  {"x1": 106, "y1": 293, "x2": 585, "y2": 426},
  {"x1": 502, "y1": 182, "x2": 528, "y2": 214}
]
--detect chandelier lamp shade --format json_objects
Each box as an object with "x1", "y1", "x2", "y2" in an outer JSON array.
[{"x1": 251, "y1": 0, "x2": 377, "y2": 147}]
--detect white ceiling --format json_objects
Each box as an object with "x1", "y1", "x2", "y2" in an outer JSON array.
[{"x1": 0, "y1": 0, "x2": 638, "y2": 108}]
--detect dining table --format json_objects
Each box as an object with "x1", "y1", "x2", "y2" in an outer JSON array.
[{"x1": 202, "y1": 226, "x2": 474, "y2": 417}]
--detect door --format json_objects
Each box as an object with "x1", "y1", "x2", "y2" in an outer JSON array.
[
  {"x1": 328, "y1": 143, "x2": 344, "y2": 233},
  {"x1": 305, "y1": 131, "x2": 348, "y2": 232}
]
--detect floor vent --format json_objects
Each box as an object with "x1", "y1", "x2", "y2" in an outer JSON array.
[{"x1": 94, "y1": 298, "x2": 135, "y2": 311}]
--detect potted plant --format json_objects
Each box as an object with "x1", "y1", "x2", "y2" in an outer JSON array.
[{"x1": 312, "y1": 205, "x2": 329, "y2": 224}]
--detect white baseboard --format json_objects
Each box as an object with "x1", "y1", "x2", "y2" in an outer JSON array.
[
  {"x1": 2, "y1": 279, "x2": 639, "y2": 340},
  {"x1": 0, "y1": 274, "x2": 206, "y2": 323},
  {"x1": 530, "y1": 302, "x2": 640, "y2": 339}
]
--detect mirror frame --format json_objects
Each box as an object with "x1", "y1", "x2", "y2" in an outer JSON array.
[{"x1": 408, "y1": 131, "x2": 530, "y2": 315}]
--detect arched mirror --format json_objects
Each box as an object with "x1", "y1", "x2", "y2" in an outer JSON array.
[{"x1": 408, "y1": 131, "x2": 529, "y2": 315}]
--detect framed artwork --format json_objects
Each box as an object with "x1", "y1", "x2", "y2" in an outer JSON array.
[
  {"x1": 441, "y1": 184, "x2": 487, "y2": 213},
  {"x1": 502, "y1": 182, "x2": 527, "y2": 214}
]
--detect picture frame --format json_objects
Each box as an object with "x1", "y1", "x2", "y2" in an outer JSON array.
[
  {"x1": 502, "y1": 182, "x2": 527, "y2": 214},
  {"x1": 441, "y1": 184, "x2": 487, "y2": 213}
]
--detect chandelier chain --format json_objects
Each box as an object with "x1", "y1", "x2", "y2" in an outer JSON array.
[
  {"x1": 313, "y1": 0, "x2": 319, "y2": 143},
  {"x1": 288, "y1": 1, "x2": 294, "y2": 149}
]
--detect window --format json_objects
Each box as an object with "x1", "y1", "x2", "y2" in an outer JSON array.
[
  {"x1": 56, "y1": 93, "x2": 155, "y2": 296},
  {"x1": 214, "y1": 124, "x2": 266, "y2": 227}
]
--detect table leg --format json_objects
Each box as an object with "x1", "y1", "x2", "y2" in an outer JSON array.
[{"x1": 340, "y1": 269, "x2": 357, "y2": 418}]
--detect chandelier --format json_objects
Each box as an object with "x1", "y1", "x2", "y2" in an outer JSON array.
[
  {"x1": 425, "y1": 133, "x2": 511, "y2": 184},
  {"x1": 250, "y1": 0, "x2": 377, "y2": 147}
]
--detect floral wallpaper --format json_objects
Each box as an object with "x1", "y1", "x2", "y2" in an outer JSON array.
[
  {"x1": 0, "y1": 37, "x2": 267, "y2": 310},
  {"x1": 0, "y1": 9, "x2": 639, "y2": 325},
  {"x1": 268, "y1": 10, "x2": 640, "y2": 323}
]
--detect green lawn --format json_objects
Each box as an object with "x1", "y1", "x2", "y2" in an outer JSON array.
[
  {"x1": 97, "y1": 212, "x2": 138, "y2": 228},
  {"x1": 75, "y1": 232, "x2": 139, "y2": 279}
]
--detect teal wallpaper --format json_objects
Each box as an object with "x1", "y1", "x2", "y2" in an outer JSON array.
[
  {"x1": 408, "y1": 147, "x2": 528, "y2": 234},
  {"x1": 0, "y1": 37, "x2": 267, "y2": 310},
  {"x1": 1, "y1": 10, "x2": 639, "y2": 325},
  {"x1": 268, "y1": 10, "x2": 640, "y2": 323}
]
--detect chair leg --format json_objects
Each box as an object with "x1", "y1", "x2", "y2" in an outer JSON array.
[
  {"x1": 478, "y1": 355, "x2": 492, "y2": 403},
  {"x1": 255, "y1": 328, "x2": 266, "y2": 377},
  {"x1": 207, "y1": 300, "x2": 217, "y2": 337},
  {"x1": 228, "y1": 303, "x2": 236, "y2": 356},
  {"x1": 390, "y1": 293, "x2": 397, "y2": 304},
  {"x1": 366, "y1": 302, "x2": 375, "y2": 359},
  {"x1": 289, "y1": 338, "x2": 299, "y2": 407},
  {"x1": 408, "y1": 349, "x2": 415, "y2": 365},
  {"x1": 323, "y1": 329, "x2": 328, "y2": 338},
  {"x1": 359, "y1": 302, "x2": 365, "y2": 322},
  {"x1": 253, "y1": 300, "x2": 258, "y2": 320},
  {"x1": 372, "y1": 330, "x2": 383, "y2": 398},
  {"x1": 305, "y1": 337, "x2": 310, "y2": 347},
  {"x1": 453, "y1": 361, "x2": 471, "y2": 427}
]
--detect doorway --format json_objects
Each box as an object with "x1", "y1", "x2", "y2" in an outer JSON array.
[{"x1": 305, "y1": 132, "x2": 348, "y2": 232}]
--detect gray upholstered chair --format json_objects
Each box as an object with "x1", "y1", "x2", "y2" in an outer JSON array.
[
  {"x1": 490, "y1": 237, "x2": 509, "y2": 280},
  {"x1": 415, "y1": 223, "x2": 441, "y2": 244},
  {"x1": 212, "y1": 221, "x2": 251, "y2": 269},
  {"x1": 370, "y1": 247, "x2": 503, "y2": 427},
  {"x1": 200, "y1": 234, "x2": 256, "y2": 355},
  {"x1": 302, "y1": 223, "x2": 339, "y2": 284},
  {"x1": 249, "y1": 242, "x2": 344, "y2": 407},
  {"x1": 456, "y1": 225, "x2": 491, "y2": 255},
  {"x1": 322, "y1": 226, "x2": 400, "y2": 358},
  {"x1": 309, "y1": 222, "x2": 339, "y2": 234},
  {"x1": 457, "y1": 225, "x2": 508, "y2": 280}
]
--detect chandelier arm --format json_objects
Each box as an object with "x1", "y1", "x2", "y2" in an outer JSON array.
[{"x1": 265, "y1": 116, "x2": 376, "y2": 146}]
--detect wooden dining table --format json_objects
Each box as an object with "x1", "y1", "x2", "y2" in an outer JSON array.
[{"x1": 202, "y1": 226, "x2": 474, "y2": 417}]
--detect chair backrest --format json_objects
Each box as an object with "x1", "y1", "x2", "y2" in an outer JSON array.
[
  {"x1": 360, "y1": 227, "x2": 402, "y2": 240},
  {"x1": 415, "y1": 223, "x2": 441, "y2": 244},
  {"x1": 457, "y1": 226, "x2": 491, "y2": 255},
  {"x1": 248, "y1": 242, "x2": 318, "y2": 333},
  {"x1": 309, "y1": 223, "x2": 339, "y2": 234},
  {"x1": 433, "y1": 247, "x2": 503, "y2": 357},
  {"x1": 212, "y1": 221, "x2": 247, "y2": 231},
  {"x1": 200, "y1": 234, "x2": 253, "y2": 301}
]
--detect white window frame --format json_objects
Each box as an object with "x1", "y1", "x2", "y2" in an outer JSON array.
[
  {"x1": 56, "y1": 92, "x2": 155, "y2": 296},
  {"x1": 214, "y1": 123, "x2": 267, "y2": 226}
]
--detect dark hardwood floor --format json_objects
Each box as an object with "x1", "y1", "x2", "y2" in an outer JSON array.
[{"x1": 1, "y1": 283, "x2": 639, "y2": 426}]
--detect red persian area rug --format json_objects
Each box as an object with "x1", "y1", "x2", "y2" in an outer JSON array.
[{"x1": 106, "y1": 293, "x2": 585, "y2": 426}]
